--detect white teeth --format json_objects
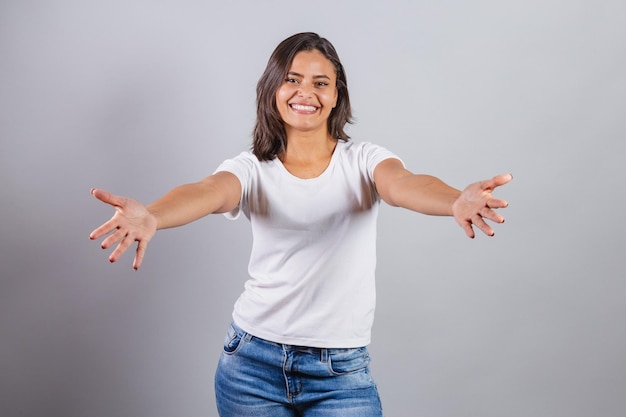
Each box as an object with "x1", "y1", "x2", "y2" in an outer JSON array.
[{"x1": 291, "y1": 104, "x2": 317, "y2": 112}]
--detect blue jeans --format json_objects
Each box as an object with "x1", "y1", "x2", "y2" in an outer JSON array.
[{"x1": 214, "y1": 322, "x2": 384, "y2": 416}]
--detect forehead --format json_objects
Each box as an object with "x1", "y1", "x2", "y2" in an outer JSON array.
[{"x1": 289, "y1": 50, "x2": 336, "y2": 77}]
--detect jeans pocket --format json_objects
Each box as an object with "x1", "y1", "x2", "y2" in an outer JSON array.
[
  {"x1": 223, "y1": 324, "x2": 244, "y2": 355},
  {"x1": 328, "y1": 347, "x2": 371, "y2": 375}
]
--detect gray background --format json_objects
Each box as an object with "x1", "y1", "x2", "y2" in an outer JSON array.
[{"x1": 1, "y1": 0, "x2": 624, "y2": 416}]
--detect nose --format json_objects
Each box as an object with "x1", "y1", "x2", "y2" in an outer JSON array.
[{"x1": 297, "y1": 83, "x2": 313, "y2": 98}]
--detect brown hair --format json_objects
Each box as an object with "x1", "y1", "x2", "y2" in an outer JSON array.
[{"x1": 252, "y1": 32, "x2": 353, "y2": 161}]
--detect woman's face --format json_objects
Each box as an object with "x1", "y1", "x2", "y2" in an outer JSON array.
[{"x1": 275, "y1": 49, "x2": 338, "y2": 137}]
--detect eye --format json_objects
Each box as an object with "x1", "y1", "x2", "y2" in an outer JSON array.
[
  {"x1": 315, "y1": 81, "x2": 329, "y2": 87},
  {"x1": 285, "y1": 77, "x2": 299, "y2": 85}
]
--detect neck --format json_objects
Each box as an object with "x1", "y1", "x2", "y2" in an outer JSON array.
[
  {"x1": 281, "y1": 129, "x2": 337, "y2": 163},
  {"x1": 279, "y1": 130, "x2": 338, "y2": 179}
]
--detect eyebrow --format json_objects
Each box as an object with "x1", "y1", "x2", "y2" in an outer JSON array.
[{"x1": 287, "y1": 71, "x2": 331, "y2": 80}]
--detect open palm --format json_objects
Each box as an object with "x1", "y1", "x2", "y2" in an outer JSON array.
[
  {"x1": 452, "y1": 173, "x2": 512, "y2": 238},
  {"x1": 89, "y1": 188, "x2": 158, "y2": 270}
]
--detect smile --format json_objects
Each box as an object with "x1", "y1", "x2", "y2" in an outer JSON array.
[{"x1": 290, "y1": 104, "x2": 318, "y2": 112}]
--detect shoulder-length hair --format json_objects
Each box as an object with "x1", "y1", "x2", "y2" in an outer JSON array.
[{"x1": 252, "y1": 32, "x2": 353, "y2": 161}]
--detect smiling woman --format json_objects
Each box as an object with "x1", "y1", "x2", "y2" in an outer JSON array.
[
  {"x1": 89, "y1": 32, "x2": 511, "y2": 416},
  {"x1": 274, "y1": 50, "x2": 340, "y2": 179},
  {"x1": 275, "y1": 50, "x2": 338, "y2": 139},
  {"x1": 253, "y1": 32, "x2": 353, "y2": 162}
]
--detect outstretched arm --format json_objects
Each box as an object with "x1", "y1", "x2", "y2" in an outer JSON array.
[
  {"x1": 374, "y1": 158, "x2": 512, "y2": 238},
  {"x1": 89, "y1": 171, "x2": 241, "y2": 269}
]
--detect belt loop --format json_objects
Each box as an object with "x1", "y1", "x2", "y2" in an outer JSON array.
[
  {"x1": 244, "y1": 332, "x2": 253, "y2": 342},
  {"x1": 320, "y1": 348, "x2": 328, "y2": 362}
]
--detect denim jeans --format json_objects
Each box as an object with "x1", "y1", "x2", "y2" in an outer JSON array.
[{"x1": 214, "y1": 322, "x2": 384, "y2": 417}]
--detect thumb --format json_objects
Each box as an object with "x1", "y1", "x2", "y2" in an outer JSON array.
[
  {"x1": 90, "y1": 188, "x2": 127, "y2": 209},
  {"x1": 478, "y1": 173, "x2": 513, "y2": 192},
  {"x1": 491, "y1": 173, "x2": 513, "y2": 188}
]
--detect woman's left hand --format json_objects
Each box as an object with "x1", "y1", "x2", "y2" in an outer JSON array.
[{"x1": 452, "y1": 173, "x2": 513, "y2": 238}]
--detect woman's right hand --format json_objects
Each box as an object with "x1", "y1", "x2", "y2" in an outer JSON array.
[{"x1": 89, "y1": 188, "x2": 158, "y2": 270}]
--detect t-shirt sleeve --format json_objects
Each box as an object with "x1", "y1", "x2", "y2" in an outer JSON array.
[
  {"x1": 213, "y1": 151, "x2": 255, "y2": 220},
  {"x1": 363, "y1": 142, "x2": 405, "y2": 180}
]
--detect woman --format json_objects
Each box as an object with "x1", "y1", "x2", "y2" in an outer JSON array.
[{"x1": 90, "y1": 32, "x2": 512, "y2": 416}]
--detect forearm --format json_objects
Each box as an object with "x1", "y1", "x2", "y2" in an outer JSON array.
[
  {"x1": 147, "y1": 173, "x2": 240, "y2": 230},
  {"x1": 386, "y1": 174, "x2": 461, "y2": 216}
]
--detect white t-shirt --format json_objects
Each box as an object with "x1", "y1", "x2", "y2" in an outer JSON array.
[{"x1": 215, "y1": 140, "x2": 402, "y2": 348}]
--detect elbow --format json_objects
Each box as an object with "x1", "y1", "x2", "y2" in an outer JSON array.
[{"x1": 377, "y1": 182, "x2": 403, "y2": 207}]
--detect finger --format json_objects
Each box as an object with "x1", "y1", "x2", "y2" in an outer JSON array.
[
  {"x1": 473, "y1": 215, "x2": 495, "y2": 237},
  {"x1": 90, "y1": 188, "x2": 128, "y2": 209},
  {"x1": 481, "y1": 207, "x2": 506, "y2": 224},
  {"x1": 490, "y1": 173, "x2": 514, "y2": 188},
  {"x1": 108, "y1": 234, "x2": 136, "y2": 263},
  {"x1": 487, "y1": 197, "x2": 509, "y2": 209},
  {"x1": 133, "y1": 239, "x2": 149, "y2": 271},
  {"x1": 100, "y1": 227, "x2": 126, "y2": 249},
  {"x1": 479, "y1": 173, "x2": 513, "y2": 192},
  {"x1": 457, "y1": 219, "x2": 476, "y2": 239},
  {"x1": 89, "y1": 219, "x2": 119, "y2": 240}
]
